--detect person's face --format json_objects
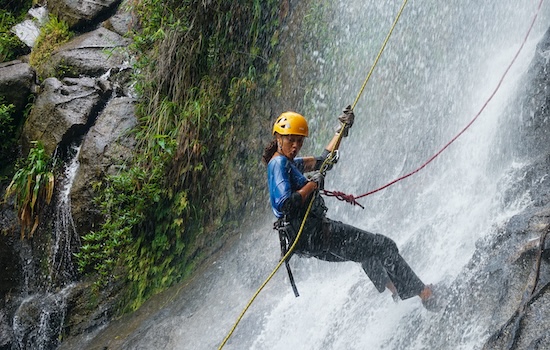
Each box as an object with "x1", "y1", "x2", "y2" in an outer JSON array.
[{"x1": 277, "y1": 134, "x2": 305, "y2": 160}]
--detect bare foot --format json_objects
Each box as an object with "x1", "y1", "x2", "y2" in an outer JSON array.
[
  {"x1": 419, "y1": 284, "x2": 433, "y2": 302},
  {"x1": 386, "y1": 282, "x2": 399, "y2": 302},
  {"x1": 420, "y1": 284, "x2": 442, "y2": 312}
]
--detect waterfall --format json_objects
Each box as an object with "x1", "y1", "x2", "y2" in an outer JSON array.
[
  {"x1": 50, "y1": 143, "x2": 81, "y2": 285},
  {"x1": 12, "y1": 285, "x2": 73, "y2": 350},
  {"x1": 11, "y1": 143, "x2": 82, "y2": 349},
  {"x1": 68, "y1": 1, "x2": 550, "y2": 349}
]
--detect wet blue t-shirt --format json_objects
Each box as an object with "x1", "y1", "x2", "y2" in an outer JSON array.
[{"x1": 268, "y1": 155, "x2": 308, "y2": 218}]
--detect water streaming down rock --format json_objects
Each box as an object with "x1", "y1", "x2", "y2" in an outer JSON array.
[
  {"x1": 50, "y1": 144, "x2": 82, "y2": 286},
  {"x1": 64, "y1": 1, "x2": 550, "y2": 349},
  {"x1": 1, "y1": 1, "x2": 139, "y2": 347},
  {"x1": 11, "y1": 144, "x2": 83, "y2": 349},
  {"x1": 12, "y1": 285, "x2": 73, "y2": 350}
]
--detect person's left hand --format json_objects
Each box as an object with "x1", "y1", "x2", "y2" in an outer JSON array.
[{"x1": 336, "y1": 105, "x2": 355, "y2": 137}]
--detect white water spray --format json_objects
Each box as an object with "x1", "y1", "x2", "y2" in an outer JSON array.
[{"x1": 88, "y1": 1, "x2": 550, "y2": 349}]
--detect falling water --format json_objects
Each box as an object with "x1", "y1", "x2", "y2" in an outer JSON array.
[
  {"x1": 50, "y1": 143, "x2": 81, "y2": 285},
  {"x1": 11, "y1": 144, "x2": 82, "y2": 349},
  {"x1": 12, "y1": 285, "x2": 73, "y2": 350},
  {"x1": 74, "y1": 1, "x2": 550, "y2": 349}
]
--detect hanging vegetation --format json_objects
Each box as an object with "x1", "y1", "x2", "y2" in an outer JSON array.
[
  {"x1": 3, "y1": 141, "x2": 54, "y2": 239},
  {"x1": 75, "y1": 0, "x2": 281, "y2": 311}
]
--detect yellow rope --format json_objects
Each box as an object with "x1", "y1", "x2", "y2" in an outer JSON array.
[
  {"x1": 218, "y1": 196, "x2": 315, "y2": 349},
  {"x1": 218, "y1": 1, "x2": 409, "y2": 348}
]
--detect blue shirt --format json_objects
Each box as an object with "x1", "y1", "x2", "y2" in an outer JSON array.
[{"x1": 267, "y1": 155, "x2": 308, "y2": 218}]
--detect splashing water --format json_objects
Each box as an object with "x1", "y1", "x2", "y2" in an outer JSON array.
[{"x1": 83, "y1": 1, "x2": 550, "y2": 349}]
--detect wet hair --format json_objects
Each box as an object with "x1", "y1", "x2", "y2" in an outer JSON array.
[{"x1": 262, "y1": 139, "x2": 278, "y2": 165}]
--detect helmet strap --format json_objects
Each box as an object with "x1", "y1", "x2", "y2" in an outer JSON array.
[
  {"x1": 276, "y1": 135, "x2": 283, "y2": 152},
  {"x1": 277, "y1": 139, "x2": 290, "y2": 159}
]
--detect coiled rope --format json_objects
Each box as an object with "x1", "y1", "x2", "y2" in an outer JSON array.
[
  {"x1": 218, "y1": 1, "x2": 410, "y2": 348},
  {"x1": 324, "y1": 0, "x2": 545, "y2": 207}
]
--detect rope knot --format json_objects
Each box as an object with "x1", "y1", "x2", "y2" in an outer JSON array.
[{"x1": 322, "y1": 190, "x2": 365, "y2": 209}]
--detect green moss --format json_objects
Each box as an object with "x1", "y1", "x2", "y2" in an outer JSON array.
[{"x1": 29, "y1": 15, "x2": 72, "y2": 79}]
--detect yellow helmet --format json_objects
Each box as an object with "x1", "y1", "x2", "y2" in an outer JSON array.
[{"x1": 272, "y1": 112, "x2": 309, "y2": 137}]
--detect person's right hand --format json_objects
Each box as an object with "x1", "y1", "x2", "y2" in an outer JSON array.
[{"x1": 309, "y1": 171, "x2": 325, "y2": 190}]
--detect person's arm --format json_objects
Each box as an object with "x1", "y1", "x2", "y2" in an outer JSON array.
[
  {"x1": 302, "y1": 132, "x2": 343, "y2": 172},
  {"x1": 297, "y1": 181, "x2": 318, "y2": 202},
  {"x1": 303, "y1": 106, "x2": 355, "y2": 173},
  {"x1": 325, "y1": 131, "x2": 344, "y2": 154},
  {"x1": 281, "y1": 179, "x2": 319, "y2": 213}
]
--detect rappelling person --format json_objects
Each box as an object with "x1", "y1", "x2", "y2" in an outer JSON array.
[{"x1": 261, "y1": 107, "x2": 438, "y2": 310}]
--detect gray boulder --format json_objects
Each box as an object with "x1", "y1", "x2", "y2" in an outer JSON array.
[
  {"x1": 71, "y1": 97, "x2": 137, "y2": 233},
  {"x1": 21, "y1": 77, "x2": 109, "y2": 156},
  {"x1": 0, "y1": 60, "x2": 35, "y2": 115},
  {"x1": 11, "y1": 6, "x2": 49, "y2": 48},
  {"x1": 43, "y1": 27, "x2": 130, "y2": 79},
  {"x1": 102, "y1": 8, "x2": 137, "y2": 37},
  {"x1": 48, "y1": 0, "x2": 122, "y2": 30}
]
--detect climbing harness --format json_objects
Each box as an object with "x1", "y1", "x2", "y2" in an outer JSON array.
[
  {"x1": 275, "y1": 218, "x2": 300, "y2": 297},
  {"x1": 217, "y1": 1, "x2": 410, "y2": 348}
]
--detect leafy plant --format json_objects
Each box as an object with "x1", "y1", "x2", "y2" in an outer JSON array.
[
  {"x1": 0, "y1": 102, "x2": 17, "y2": 172},
  {"x1": 0, "y1": 6, "x2": 31, "y2": 62},
  {"x1": 4, "y1": 141, "x2": 54, "y2": 239}
]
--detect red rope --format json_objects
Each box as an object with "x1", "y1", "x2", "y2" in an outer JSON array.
[
  {"x1": 322, "y1": 190, "x2": 365, "y2": 209},
  {"x1": 325, "y1": 0, "x2": 544, "y2": 207}
]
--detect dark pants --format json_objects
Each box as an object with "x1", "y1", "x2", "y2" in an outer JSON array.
[{"x1": 290, "y1": 217, "x2": 425, "y2": 300}]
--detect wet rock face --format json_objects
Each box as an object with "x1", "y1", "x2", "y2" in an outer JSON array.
[
  {"x1": 516, "y1": 26, "x2": 550, "y2": 159},
  {"x1": 48, "y1": 0, "x2": 123, "y2": 30},
  {"x1": 71, "y1": 96, "x2": 137, "y2": 233},
  {"x1": 12, "y1": 289, "x2": 72, "y2": 350},
  {"x1": 0, "y1": 308, "x2": 13, "y2": 350},
  {"x1": 479, "y1": 207, "x2": 550, "y2": 350},
  {"x1": 0, "y1": 235, "x2": 20, "y2": 297},
  {"x1": 0, "y1": 61, "x2": 35, "y2": 116},
  {"x1": 21, "y1": 77, "x2": 109, "y2": 156},
  {"x1": 0, "y1": 201, "x2": 21, "y2": 306},
  {"x1": 479, "y1": 26, "x2": 550, "y2": 350},
  {"x1": 1, "y1": 1, "x2": 137, "y2": 349}
]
